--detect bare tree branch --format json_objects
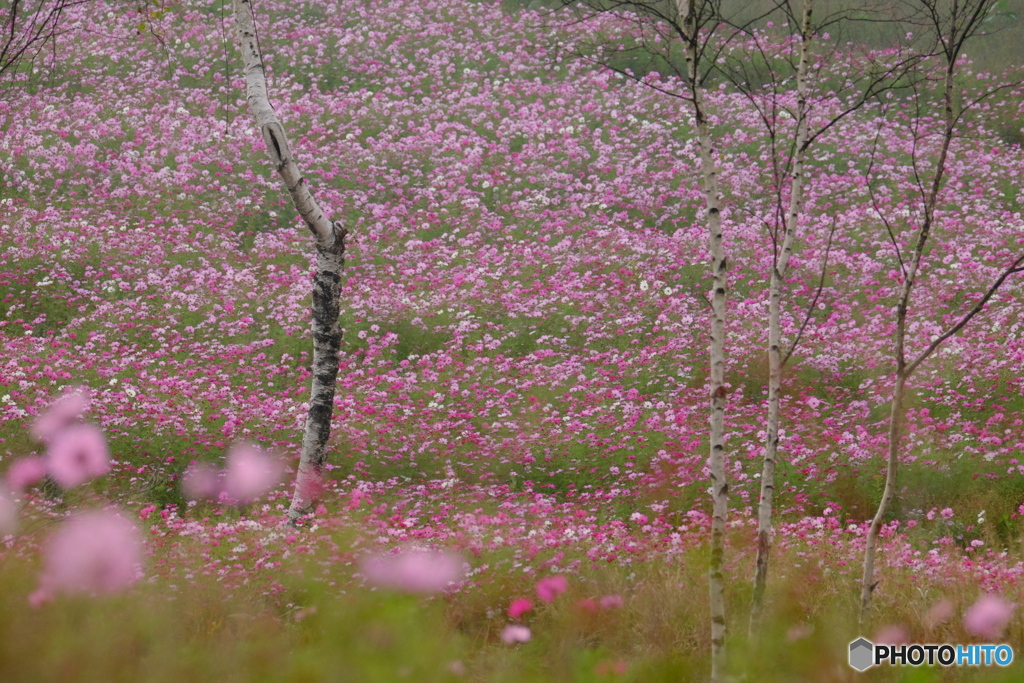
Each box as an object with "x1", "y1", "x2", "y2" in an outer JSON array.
[
  {"x1": 906, "y1": 254, "x2": 1024, "y2": 375},
  {"x1": 781, "y1": 218, "x2": 837, "y2": 367}
]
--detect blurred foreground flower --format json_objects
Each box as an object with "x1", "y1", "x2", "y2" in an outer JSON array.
[
  {"x1": 599, "y1": 594, "x2": 624, "y2": 609},
  {"x1": 30, "y1": 510, "x2": 142, "y2": 607},
  {"x1": 501, "y1": 625, "x2": 531, "y2": 644},
  {"x1": 536, "y1": 575, "x2": 568, "y2": 602},
  {"x1": 924, "y1": 598, "x2": 955, "y2": 629},
  {"x1": 508, "y1": 598, "x2": 533, "y2": 619},
  {"x1": 295, "y1": 467, "x2": 325, "y2": 504},
  {"x1": 5, "y1": 456, "x2": 46, "y2": 492},
  {"x1": 361, "y1": 549, "x2": 466, "y2": 594},
  {"x1": 182, "y1": 443, "x2": 283, "y2": 503},
  {"x1": 224, "y1": 443, "x2": 283, "y2": 501},
  {"x1": 964, "y1": 595, "x2": 1014, "y2": 640},
  {"x1": 46, "y1": 423, "x2": 110, "y2": 489},
  {"x1": 182, "y1": 463, "x2": 221, "y2": 500},
  {"x1": 31, "y1": 387, "x2": 89, "y2": 441}
]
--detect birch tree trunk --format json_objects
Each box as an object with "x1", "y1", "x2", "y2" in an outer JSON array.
[
  {"x1": 859, "y1": 29, "x2": 1024, "y2": 617},
  {"x1": 858, "y1": 45, "x2": 956, "y2": 621},
  {"x1": 749, "y1": 0, "x2": 814, "y2": 637},
  {"x1": 232, "y1": 0, "x2": 347, "y2": 523},
  {"x1": 676, "y1": 1, "x2": 728, "y2": 679},
  {"x1": 859, "y1": 0, "x2": 981, "y2": 621}
]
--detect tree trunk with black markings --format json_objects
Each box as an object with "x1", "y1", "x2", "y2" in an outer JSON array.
[
  {"x1": 750, "y1": 0, "x2": 814, "y2": 637},
  {"x1": 232, "y1": 0, "x2": 346, "y2": 522},
  {"x1": 674, "y1": 1, "x2": 729, "y2": 679}
]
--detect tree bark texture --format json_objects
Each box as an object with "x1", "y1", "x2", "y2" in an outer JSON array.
[
  {"x1": 676, "y1": 1, "x2": 728, "y2": 679},
  {"x1": 750, "y1": 0, "x2": 814, "y2": 637},
  {"x1": 232, "y1": 0, "x2": 346, "y2": 522}
]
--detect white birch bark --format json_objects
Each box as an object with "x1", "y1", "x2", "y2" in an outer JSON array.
[
  {"x1": 675, "y1": 1, "x2": 728, "y2": 679},
  {"x1": 232, "y1": 0, "x2": 347, "y2": 522},
  {"x1": 749, "y1": 0, "x2": 814, "y2": 636}
]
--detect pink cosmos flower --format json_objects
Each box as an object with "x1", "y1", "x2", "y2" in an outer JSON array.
[
  {"x1": 599, "y1": 594, "x2": 624, "y2": 609},
  {"x1": 348, "y1": 488, "x2": 372, "y2": 509},
  {"x1": 223, "y1": 443, "x2": 283, "y2": 502},
  {"x1": 964, "y1": 595, "x2": 1014, "y2": 640},
  {"x1": 30, "y1": 510, "x2": 142, "y2": 606},
  {"x1": 46, "y1": 423, "x2": 109, "y2": 489},
  {"x1": 940, "y1": 508, "x2": 954, "y2": 519},
  {"x1": 181, "y1": 463, "x2": 222, "y2": 500},
  {"x1": 6, "y1": 456, "x2": 47, "y2": 492},
  {"x1": 501, "y1": 625, "x2": 531, "y2": 644},
  {"x1": 31, "y1": 387, "x2": 90, "y2": 441},
  {"x1": 508, "y1": 598, "x2": 533, "y2": 619},
  {"x1": 361, "y1": 549, "x2": 466, "y2": 593},
  {"x1": 536, "y1": 575, "x2": 568, "y2": 602}
]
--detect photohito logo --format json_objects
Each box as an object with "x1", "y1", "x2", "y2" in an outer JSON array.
[{"x1": 849, "y1": 637, "x2": 1014, "y2": 671}]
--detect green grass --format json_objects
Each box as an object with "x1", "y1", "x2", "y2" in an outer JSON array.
[{"x1": 2, "y1": 524, "x2": 1023, "y2": 682}]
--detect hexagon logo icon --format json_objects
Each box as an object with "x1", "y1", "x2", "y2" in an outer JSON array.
[{"x1": 849, "y1": 637, "x2": 874, "y2": 671}]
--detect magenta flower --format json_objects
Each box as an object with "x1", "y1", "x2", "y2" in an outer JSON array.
[
  {"x1": 501, "y1": 625, "x2": 532, "y2": 644},
  {"x1": 508, "y1": 598, "x2": 533, "y2": 619},
  {"x1": 46, "y1": 423, "x2": 110, "y2": 489},
  {"x1": 31, "y1": 387, "x2": 90, "y2": 441},
  {"x1": 964, "y1": 595, "x2": 1014, "y2": 640},
  {"x1": 223, "y1": 443, "x2": 282, "y2": 502},
  {"x1": 30, "y1": 510, "x2": 142, "y2": 606},
  {"x1": 536, "y1": 575, "x2": 568, "y2": 602},
  {"x1": 361, "y1": 549, "x2": 466, "y2": 594},
  {"x1": 6, "y1": 456, "x2": 47, "y2": 492}
]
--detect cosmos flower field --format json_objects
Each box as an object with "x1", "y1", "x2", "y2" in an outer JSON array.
[{"x1": 2, "y1": 0, "x2": 1024, "y2": 680}]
